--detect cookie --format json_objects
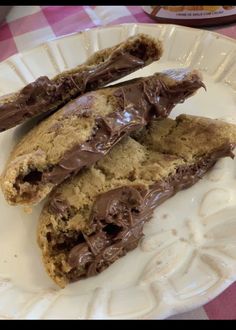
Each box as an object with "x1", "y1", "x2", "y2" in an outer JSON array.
[
  {"x1": 0, "y1": 33, "x2": 163, "y2": 132},
  {"x1": 37, "y1": 114, "x2": 236, "y2": 287},
  {"x1": 1, "y1": 68, "x2": 204, "y2": 206}
]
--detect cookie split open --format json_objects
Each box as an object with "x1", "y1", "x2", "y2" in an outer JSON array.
[{"x1": 37, "y1": 114, "x2": 236, "y2": 287}]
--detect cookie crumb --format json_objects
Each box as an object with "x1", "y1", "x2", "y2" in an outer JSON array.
[
  {"x1": 171, "y1": 229, "x2": 177, "y2": 236},
  {"x1": 23, "y1": 206, "x2": 33, "y2": 214}
]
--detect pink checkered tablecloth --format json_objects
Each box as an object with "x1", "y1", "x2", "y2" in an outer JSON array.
[{"x1": 0, "y1": 6, "x2": 236, "y2": 320}]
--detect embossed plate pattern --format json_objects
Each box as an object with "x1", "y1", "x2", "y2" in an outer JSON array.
[{"x1": 0, "y1": 24, "x2": 236, "y2": 319}]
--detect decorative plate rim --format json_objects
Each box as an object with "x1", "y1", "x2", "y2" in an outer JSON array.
[{"x1": 3, "y1": 23, "x2": 236, "y2": 64}]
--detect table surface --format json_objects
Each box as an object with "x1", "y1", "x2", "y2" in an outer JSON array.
[{"x1": 0, "y1": 6, "x2": 236, "y2": 320}]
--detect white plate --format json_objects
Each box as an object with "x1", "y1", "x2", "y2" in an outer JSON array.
[{"x1": 0, "y1": 23, "x2": 236, "y2": 320}]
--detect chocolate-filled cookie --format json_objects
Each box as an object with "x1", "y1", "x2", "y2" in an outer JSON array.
[
  {"x1": 1, "y1": 68, "x2": 204, "y2": 206},
  {"x1": 38, "y1": 114, "x2": 236, "y2": 287},
  {"x1": 0, "y1": 34, "x2": 163, "y2": 132}
]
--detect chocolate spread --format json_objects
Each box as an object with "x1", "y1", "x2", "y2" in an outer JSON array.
[
  {"x1": 0, "y1": 52, "x2": 145, "y2": 132},
  {"x1": 57, "y1": 144, "x2": 235, "y2": 281},
  {"x1": 39, "y1": 73, "x2": 204, "y2": 185}
]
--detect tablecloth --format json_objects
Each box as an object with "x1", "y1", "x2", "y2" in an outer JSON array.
[{"x1": 0, "y1": 5, "x2": 236, "y2": 320}]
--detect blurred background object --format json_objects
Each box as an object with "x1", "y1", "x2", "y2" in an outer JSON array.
[
  {"x1": 143, "y1": 6, "x2": 236, "y2": 27},
  {"x1": 0, "y1": 6, "x2": 12, "y2": 25}
]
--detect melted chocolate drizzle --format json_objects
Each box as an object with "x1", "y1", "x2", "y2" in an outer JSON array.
[
  {"x1": 49, "y1": 144, "x2": 235, "y2": 281},
  {"x1": 36, "y1": 73, "x2": 204, "y2": 186},
  {"x1": 0, "y1": 52, "x2": 145, "y2": 132}
]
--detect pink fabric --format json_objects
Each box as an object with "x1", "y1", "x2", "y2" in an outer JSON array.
[
  {"x1": 42, "y1": 6, "x2": 94, "y2": 36},
  {"x1": 0, "y1": 22, "x2": 13, "y2": 41},
  {"x1": 204, "y1": 282, "x2": 236, "y2": 320},
  {"x1": 0, "y1": 6, "x2": 236, "y2": 62},
  {"x1": 0, "y1": 37, "x2": 17, "y2": 59},
  {"x1": 0, "y1": 6, "x2": 236, "y2": 320},
  {"x1": 9, "y1": 11, "x2": 49, "y2": 36}
]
